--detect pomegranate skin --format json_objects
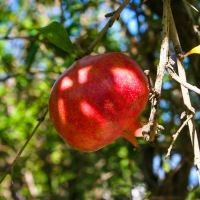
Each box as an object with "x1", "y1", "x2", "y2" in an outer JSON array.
[{"x1": 49, "y1": 52, "x2": 149, "y2": 152}]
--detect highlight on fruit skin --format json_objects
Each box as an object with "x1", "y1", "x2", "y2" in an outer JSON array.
[{"x1": 49, "y1": 52, "x2": 149, "y2": 152}]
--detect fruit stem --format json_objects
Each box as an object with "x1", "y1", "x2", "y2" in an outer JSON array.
[{"x1": 121, "y1": 130, "x2": 139, "y2": 148}]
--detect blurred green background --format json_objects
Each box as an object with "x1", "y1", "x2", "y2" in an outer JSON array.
[{"x1": 0, "y1": 0, "x2": 200, "y2": 199}]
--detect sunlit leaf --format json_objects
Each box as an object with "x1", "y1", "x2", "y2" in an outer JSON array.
[
  {"x1": 185, "y1": 44, "x2": 200, "y2": 57},
  {"x1": 38, "y1": 21, "x2": 78, "y2": 56}
]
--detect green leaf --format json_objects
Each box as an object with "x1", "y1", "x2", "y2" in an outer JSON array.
[{"x1": 38, "y1": 21, "x2": 78, "y2": 55}]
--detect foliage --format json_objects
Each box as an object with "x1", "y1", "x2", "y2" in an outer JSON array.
[{"x1": 0, "y1": 0, "x2": 200, "y2": 199}]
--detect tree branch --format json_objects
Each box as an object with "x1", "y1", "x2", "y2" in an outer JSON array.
[
  {"x1": 168, "y1": 5, "x2": 200, "y2": 183},
  {"x1": 166, "y1": 114, "x2": 193, "y2": 157},
  {"x1": 0, "y1": 108, "x2": 48, "y2": 184},
  {"x1": 85, "y1": 0, "x2": 130, "y2": 55},
  {"x1": 166, "y1": 64, "x2": 200, "y2": 95},
  {"x1": 142, "y1": 0, "x2": 170, "y2": 142}
]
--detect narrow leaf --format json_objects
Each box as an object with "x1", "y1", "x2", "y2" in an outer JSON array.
[
  {"x1": 38, "y1": 21, "x2": 78, "y2": 55},
  {"x1": 185, "y1": 45, "x2": 200, "y2": 57},
  {"x1": 183, "y1": 0, "x2": 199, "y2": 12}
]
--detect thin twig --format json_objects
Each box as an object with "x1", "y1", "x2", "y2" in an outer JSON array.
[
  {"x1": 142, "y1": 0, "x2": 170, "y2": 142},
  {"x1": 169, "y1": 5, "x2": 200, "y2": 183},
  {"x1": 105, "y1": 11, "x2": 116, "y2": 18},
  {"x1": 86, "y1": 0, "x2": 130, "y2": 55},
  {"x1": 182, "y1": 0, "x2": 200, "y2": 42},
  {"x1": 58, "y1": 0, "x2": 65, "y2": 25},
  {"x1": 166, "y1": 114, "x2": 193, "y2": 157},
  {"x1": 144, "y1": 70, "x2": 154, "y2": 95},
  {"x1": 0, "y1": 108, "x2": 48, "y2": 184},
  {"x1": 0, "y1": 36, "x2": 38, "y2": 41},
  {"x1": 166, "y1": 65, "x2": 200, "y2": 95},
  {"x1": 10, "y1": 175, "x2": 19, "y2": 200},
  {"x1": 0, "y1": 70, "x2": 47, "y2": 83}
]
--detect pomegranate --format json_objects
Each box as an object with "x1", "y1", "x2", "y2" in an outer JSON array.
[{"x1": 49, "y1": 52, "x2": 149, "y2": 152}]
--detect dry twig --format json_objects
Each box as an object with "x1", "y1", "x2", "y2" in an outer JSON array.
[
  {"x1": 166, "y1": 114, "x2": 193, "y2": 157},
  {"x1": 142, "y1": 0, "x2": 170, "y2": 142},
  {"x1": 166, "y1": 64, "x2": 200, "y2": 95},
  {"x1": 168, "y1": 4, "x2": 200, "y2": 182},
  {"x1": 142, "y1": 0, "x2": 200, "y2": 184}
]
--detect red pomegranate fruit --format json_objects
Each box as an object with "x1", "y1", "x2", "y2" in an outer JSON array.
[{"x1": 49, "y1": 52, "x2": 149, "y2": 152}]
